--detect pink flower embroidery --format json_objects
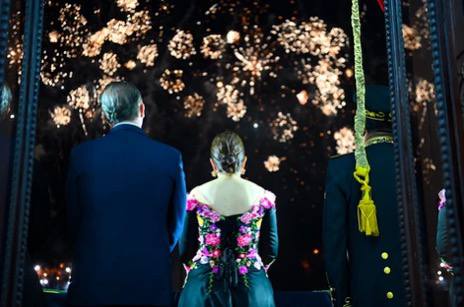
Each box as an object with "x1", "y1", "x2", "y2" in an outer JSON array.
[
  {"x1": 187, "y1": 198, "x2": 198, "y2": 211},
  {"x1": 240, "y1": 213, "x2": 254, "y2": 224},
  {"x1": 247, "y1": 248, "x2": 258, "y2": 258},
  {"x1": 238, "y1": 266, "x2": 248, "y2": 275},
  {"x1": 205, "y1": 233, "x2": 221, "y2": 246},
  {"x1": 212, "y1": 249, "x2": 221, "y2": 258},
  {"x1": 261, "y1": 191, "x2": 276, "y2": 209},
  {"x1": 212, "y1": 266, "x2": 220, "y2": 274},
  {"x1": 237, "y1": 234, "x2": 252, "y2": 247}
]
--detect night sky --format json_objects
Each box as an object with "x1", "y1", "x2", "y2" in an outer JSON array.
[{"x1": 4, "y1": 0, "x2": 391, "y2": 291}]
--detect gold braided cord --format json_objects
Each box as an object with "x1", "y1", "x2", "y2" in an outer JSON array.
[
  {"x1": 351, "y1": 0, "x2": 367, "y2": 169},
  {"x1": 351, "y1": 0, "x2": 379, "y2": 237}
]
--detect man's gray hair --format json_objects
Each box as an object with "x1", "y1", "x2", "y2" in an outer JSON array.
[
  {"x1": 1, "y1": 84, "x2": 12, "y2": 116},
  {"x1": 100, "y1": 81, "x2": 142, "y2": 124}
]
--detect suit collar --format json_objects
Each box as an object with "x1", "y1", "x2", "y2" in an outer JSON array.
[{"x1": 109, "y1": 123, "x2": 146, "y2": 136}]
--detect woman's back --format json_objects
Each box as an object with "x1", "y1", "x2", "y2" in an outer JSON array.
[
  {"x1": 191, "y1": 175, "x2": 266, "y2": 217},
  {"x1": 178, "y1": 131, "x2": 278, "y2": 307}
]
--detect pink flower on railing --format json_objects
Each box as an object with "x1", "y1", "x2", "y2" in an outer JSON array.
[
  {"x1": 237, "y1": 234, "x2": 253, "y2": 247},
  {"x1": 205, "y1": 233, "x2": 221, "y2": 246},
  {"x1": 187, "y1": 198, "x2": 199, "y2": 211}
]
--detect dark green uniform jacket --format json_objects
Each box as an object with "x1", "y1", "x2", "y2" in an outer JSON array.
[{"x1": 323, "y1": 142, "x2": 406, "y2": 307}]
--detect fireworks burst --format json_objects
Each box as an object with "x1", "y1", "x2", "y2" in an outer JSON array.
[
  {"x1": 226, "y1": 100, "x2": 247, "y2": 121},
  {"x1": 106, "y1": 19, "x2": 132, "y2": 45},
  {"x1": 117, "y1": 0, "x2": 139, "y2": 13},
  {"x1": 402, "y1": 24, "x2": 422, "y2": 51},
  {"x1": 334, "y1": 127, "x2": 355, "y2": 155},
  {"x1": 99, "y1": 52, "x2": 120, "y2": 76},
  {"x1": 226, "y1": 30, "x2": 240, "y2": 44},
  {"x1": 271, "y1": 112, "x2": 298, "y2": 142},
  {"x1": 216, "y1": 82, "x2": 240, "y2": 105},
  {"x1": 264, "y1": 155, "x2": 283, "y2": 172},
  {"x1": 168, "y1": 30, "x2": 196, "y2": 59},
  {"x1": 67, "y1": 86, "x2": 91, "y2": 111},
  {"x1": 137, "y1": 44, "x2": 158, "y2": 67},
  {"x1": 273, "y1": 18, "x2": 347, "y2": 57},
  {"x1": 160, "y1": 69, "x2": 185, "y2": 94},
  {"x1": 183, "y1": 93, "x2": 205, "y2": 118},
  {"x1": 415, "y1": 79, "x2": 435, "y2": 104},
  {"x1": 303, "y1": 58, "x2": 346, "y2": 116},
  {"x1": 201, "y1": 34, "x2": 226, "y2": 59},
  {"x1": 296, "y1": 90, "x2": 309, "y2": 105},
  {"x1": 50, "y1": 106, "x2": 72, "y2": 127}
]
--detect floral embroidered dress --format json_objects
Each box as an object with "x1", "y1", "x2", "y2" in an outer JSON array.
[{"x1": 178, "y1": 190, "x2": 278, "y2": 307}]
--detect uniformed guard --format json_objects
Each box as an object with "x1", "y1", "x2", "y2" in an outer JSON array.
[
  {"x1": 322, "y1": 0, "x2": 406, "y2": 305},
  {"x1": 323, "y1": 84, "x2": 406, "y2": 307}
]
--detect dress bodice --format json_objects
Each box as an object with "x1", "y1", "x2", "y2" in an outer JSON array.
[{"x1": 179, "y1": 190, "x2": 278, "y2": 282}]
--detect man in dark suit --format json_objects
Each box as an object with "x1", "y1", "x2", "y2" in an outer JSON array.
[
  {"x1": 323, "y1": 85, "x2": 406, "y2": 307},
  {"x1": 66, "y1": 82, "x2": 187, "y2": 306}
]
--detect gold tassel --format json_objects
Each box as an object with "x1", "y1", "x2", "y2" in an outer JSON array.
[{"x1": 353, "y1": 166, "x2": 380, "y2": 236}]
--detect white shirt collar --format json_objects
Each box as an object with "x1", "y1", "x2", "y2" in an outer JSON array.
[{"x1": 113, "y1": 121, "x2": 142, "y2": 129}]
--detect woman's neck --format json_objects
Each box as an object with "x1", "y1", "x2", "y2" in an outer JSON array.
[{"x1": 217, "y1": 172, "x2": 242, "y2": 180}]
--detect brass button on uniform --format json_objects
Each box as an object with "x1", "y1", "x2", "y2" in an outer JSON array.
[
  {"x1": 386, "y1": 291, "x2": 394, "y2": 299},
  {"x1": 384, "y1": 266, "x2": 391, "y2": 274},
  {"x1": 381, "y1": 252, "x2": 389, "y2": 260}
]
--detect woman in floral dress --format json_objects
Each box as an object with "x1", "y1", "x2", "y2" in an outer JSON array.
[{"x1": 178, "y1": 131, "x2": 278, "y2": 307}]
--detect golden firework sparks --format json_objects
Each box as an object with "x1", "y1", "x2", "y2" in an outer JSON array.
[
  {"x1": 226, "y1": 30, "x2": 240, "y2": 44},
  {"x1": 334, "y1": 127, "x2": 355, "y2": 155},
  {"x1": 67, "y1": 86, "x2": 91, "y2": 111},
  {"x1": 50, "y1": 106, "x2": 72, "y2": 127},
  {"x1": 168, "y1": 30, "x2": 196, "y2": 59},
  {"x1": 271, "y1": 112, "x2": 298, "y2": 143},
  {"x1": 126, "y1": 10, "x2": 152, "y2": 37},
  {"x1": 95, "y1": 76, "x2": 122, "y2": 96},
  {"x1": 415, "y1": 79, "x2": 435, "y2": 104},
  {"x1": 124, "y1": 60, "x2": 137, "y2": 70},
  {"x1": 402, "y1": 24, "x2": 422, "y2": 51},
  {"x1": 273, "y1": 18, "x2": 347, "y2": 57},
  {"x1": 216, "y1": 82, "x2": 240, "y2": 105},
  {"x1": 160, "y1": 69, "x2": 185, "y2": 94},
  {"x1": 137, "y1": 44, "x2": 158, "y2": 67},
  {"x1": 183, "y1": 93, "x2": 205, "y2": 118},
  {"x1": 226, "y1": 100, "x2": 247, "y2": 121},
  {"x1": 296, "y1": 90, "x2": 309, "y2": 105},
  {"x1": 117, "y1": 0, "x2": 139, "y2": 13},
  {"x1": 57, "y1": 3, "x2": 88, "y2": 58},
  {"x1": 303, "y1": 58, "x2": 346, "y2": 116},
  {"x1": 49, "y1": 31, "x2": 60, "y2": 43},
  {"x1": 264, "y1": 155, "x2": 282, "y2": 172},
  {"x1": 7, "y1": 43, "x2": 23, "y2": 66},
  {"x1": 82, "y1": 29, "x2": 108, "y2": 57},
  {"x1": 99, "y1": 52, "x2": 120, "y2": 76},
  {"x1": 201, "y1": 34, "x2": 226, "y2": 59},
  {"x1": 231, "y1": 29, "x2": 280, "y2": 95},
  {"x1": 106, "y1": 19, "x2": 133, "y2": 44}
]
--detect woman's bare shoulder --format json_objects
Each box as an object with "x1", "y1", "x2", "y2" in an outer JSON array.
[
  {"x1": 190, "y1": 180, "x2": 217, "y2": 202},
  {"x1": 242, "y1": 179, "x2": 267, "y2": 196}
]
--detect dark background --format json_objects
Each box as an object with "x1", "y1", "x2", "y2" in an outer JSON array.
[{"x1": 5, "y1": 0, "x2": 389, "y2": 291}]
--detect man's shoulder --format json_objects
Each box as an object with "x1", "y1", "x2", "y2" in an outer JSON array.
[
  {"x1": 328, "y1": 152, "x2": 355, "y2": 168},
  {"x1": 150, "y1": 139, "x2": 181, "y2": 157}
]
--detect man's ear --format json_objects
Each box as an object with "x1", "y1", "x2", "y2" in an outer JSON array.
[{"x1": 139, "y1": 102, "x2": 145, "y2": 118}]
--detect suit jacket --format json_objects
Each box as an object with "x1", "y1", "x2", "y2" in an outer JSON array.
[
  {"x1": 66, "y1": 124, "x2": 187, "y2": 306},
  {"x1": 323, "y1": 142, "x2": 406, "y2": 307}
]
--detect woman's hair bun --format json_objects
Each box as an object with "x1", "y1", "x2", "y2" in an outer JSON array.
[{"x1": 211, "y1": 131, "x2": 245, "y2": 174}]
